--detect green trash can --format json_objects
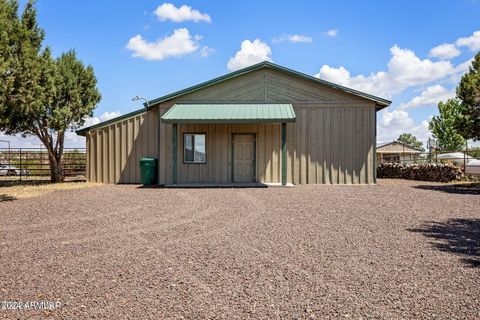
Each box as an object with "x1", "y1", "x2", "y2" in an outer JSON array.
[{"x1": 139, "y1": 157, "x2": 158, "y2": 186}]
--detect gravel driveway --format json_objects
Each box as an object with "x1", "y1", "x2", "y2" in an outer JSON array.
[{"x1": 1, "y1": 180, "x2": 479, "y2": 319}]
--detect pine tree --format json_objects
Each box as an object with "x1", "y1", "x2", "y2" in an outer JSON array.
[{"x1": 0, "y1": 0, "x2": 101, "y2": 182}]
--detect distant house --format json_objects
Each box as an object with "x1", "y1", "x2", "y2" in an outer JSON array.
[
  {"x1": 376, "y1": 141, "x2": 422, "y2": 165},
  {"x1": 77, "y1": 61, "x2": 391, "y2": 185}
]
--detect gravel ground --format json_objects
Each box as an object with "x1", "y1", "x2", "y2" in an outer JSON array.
[{"x1": 1, "y1": 179, "x2": 479, "y2": 319}]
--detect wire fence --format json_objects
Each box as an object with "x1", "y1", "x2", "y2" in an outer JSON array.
[
  {"x1": 377, "y1": 149, "x2": 480, "y2": 169},
  {"x1": 0, "y1": 148, "x2": 86, "y2": 182}
]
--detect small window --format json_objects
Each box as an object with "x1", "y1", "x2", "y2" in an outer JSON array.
[{"x1": 184, "y1": 134, "x2": 206, "y2": 163}]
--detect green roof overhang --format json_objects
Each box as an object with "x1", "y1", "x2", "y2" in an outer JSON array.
[{"x1": 160, "y1": 103, "x2": 296, "y2": 124}]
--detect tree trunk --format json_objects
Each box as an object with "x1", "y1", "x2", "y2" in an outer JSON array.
[
  {"x1": 48, "y1": 154, "x2": 64, "y2": 183},
  {"x1": 35, "y1": 130, "x2": 65, "y2": 183}
]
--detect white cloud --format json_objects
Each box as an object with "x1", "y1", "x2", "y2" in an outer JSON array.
[
  {"x1": 377, "y1": 109, "x2": 431, "y2": 145},
  {"x1": 272, "y1": 34, "x2": 313, "y2": 43},
  {"x1": 323, "y1": 29, "x2": 338, "y2": 37},
  {"x1": 64, "y1": 111, "x2": 122, "y2": 148},
  {"x1": 380, "y1": 109, "x2": 414, "y2": 128},
  {"x1": 317, "y1": 65, "x2": 351, "y2": 86},
  {"x1": 454, "y1": 58, "x2": 473, "y2": 73},
  {"x1": 200, "y1": 46, "x2": 215, "y2": 58},
  {"x1": 0, "y1": 132, "x2": 43, "y2": 149},
  {"x1": 126, "y1": 28, "x2": 201, "y2": 61},
  {"x1": 227, "y1": 39, "x2": 272, "y2": 71},
  {"x1": 154, "y1": 3, "x2": 211, "y2": 23},
  {"x1": 398, "y1": 85, "x2": 455, "y2": 110},
  {"x1": 429, "y1": 43, "x2": 460, "y2": 59},
  {"x1": 82, "y1": 111, "x2": 122, "y2": 128},
  {"x1": 315, "y1": 45, "x2": 464, "y2": 98},
  {"x1": 456, "y1": 30, "x2": 480, "y2": 51}
]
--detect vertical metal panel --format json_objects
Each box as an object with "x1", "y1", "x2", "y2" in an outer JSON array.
[
  {"x1": 89, "y1": 132, "x2": 94, "y2": 181},
  {"x1": 134, "y1": 116, "x2": 141, "y2": 182},
  {"x1": 287, "y1": 122, "x2": 294, "y2": 184},
  {"x1": 85, "y1": 134, "x2": 90, "y2": 181},
  {"x1": 367, "y1": 107, "x2": 375, "y2": 184},
  {"x1": 126, "y1": 119, "x2": 133, "y2": 183},
  {"x1": 114, "y1": 123, "x2": 120, "y2": 183},
  {"x1": 289, "y1": 103, "x2": 376, "y2": 184},
  {"x1": 339, "y1": 108, "x2": 345, "y2": 184},
  {"x1": 316, "y1": 109, "x2": 324, "y2": 184},
  {"x1": 102, "y1": 129, "x2": 108, "y2": 183},
  {"x1": 308, "y1": 108, "x2": 317, "y2": 183},
  {"x1": 172, "y1": 123, "x2": 177, "y2": 184},
  {"x1": 300, "y1": 110, "x2": 308, "y2": 184},
  {"x1": 345, "y1": 108, "x2": 352, "y2": 184},
  {"x1": 324, "y1": 108, "x2": 331, "y2": 184},
  {"x1": 108, "y1": 125, "x2": 114, "y2": 183},
  {"x1": 83, "y1": 110, "x2": 161, "y2": 184},
  {"x1": 159, "y1": 107, "x2": 168, "y2": 184},
  {"x1": 96, "y1": 130, "x2": 102, "y2": 182}
]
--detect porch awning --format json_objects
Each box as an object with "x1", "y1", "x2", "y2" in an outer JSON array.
[{"x1": 161, "y1": 103, "x2": 296, "y2": 124}]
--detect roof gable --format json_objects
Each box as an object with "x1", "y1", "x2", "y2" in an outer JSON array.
[
  {"x1": 147, "y1": 61, "x2": 391, "y2": 108},
  {"x1": 77, "y1": 61, "x2": 391, "y2": 136},
  {"x1": 377, "y1": 141, "x2": 423, "y2": 152}
]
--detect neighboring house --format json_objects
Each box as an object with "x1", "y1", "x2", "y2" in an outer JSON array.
[
  {"x1": 77, "y1": 61, "x2": 391, "y2": 185},
  {"x1": 376, "y1": 141, "x2": 422, "y2": 165}
]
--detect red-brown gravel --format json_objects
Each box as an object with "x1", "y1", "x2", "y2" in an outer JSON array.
[{"x1": 1, "y1": 179, "x2": 479, "y2": 319}]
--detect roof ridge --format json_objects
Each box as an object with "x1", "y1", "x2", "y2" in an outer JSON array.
[{"x1": 145, "y1": 61, "x2": 391, "y2": 108}]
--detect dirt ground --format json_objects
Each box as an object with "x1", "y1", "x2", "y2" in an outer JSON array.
[{"x1": 1, "y1": 179, "x2": 479, "y2": 319}]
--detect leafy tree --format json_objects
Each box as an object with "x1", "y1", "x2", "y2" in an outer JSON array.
[
  {"x1": 0, "y1": 0, "x2": 100, "y2": 182},
  {"x1": 429, "y1": 99, "x2": 466, "y2": 151},
  {"x1": 456, "y1": 51, "x2": 480, "y2": 141},
  {"x1": 397, "y1": 133, "x2": 424, "y2": 151},
  {"x1": 466, "y1": 147, "x2": 480, "y2": 159}
]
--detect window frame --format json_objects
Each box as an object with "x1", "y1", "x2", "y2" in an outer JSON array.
[{"x1": 183, "y1": 133, "x2": 207, "y2": 164}]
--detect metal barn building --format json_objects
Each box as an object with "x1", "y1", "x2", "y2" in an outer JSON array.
[{"x1": 76, "y1": 62, "x2": 391, "y2": 186}]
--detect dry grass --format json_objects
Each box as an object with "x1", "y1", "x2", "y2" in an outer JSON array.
[{"x1": 0, "y1": 181, "x2": 101, "y2": 201}]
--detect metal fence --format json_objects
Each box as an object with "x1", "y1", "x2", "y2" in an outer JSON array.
[
  {"x1": 0, "y1": 148, "x2": 86, "y2": 182},
  {"x1": 377, "y1": 149, "x2": 479, "y2": 169}
]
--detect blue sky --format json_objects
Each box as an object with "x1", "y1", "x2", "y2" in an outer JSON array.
[{"x1": 3, "y1": 0, "x2": 480, "y2": 148}]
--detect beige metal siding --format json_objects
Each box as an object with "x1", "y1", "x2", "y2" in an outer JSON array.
[
  {"x1": 154, "y1": 103, "x2": 376, "y2": 185},
  {"x1": 84, "y1": 68, "x2": 377, "y2": 184},
  {"x1": 286, "y1": 104, "x2": 375, "y2": 184},
  {"x1": 179, "y1": 69, "x2": 357, "y2": 103},
  {"x1": 85, "y1": 109, "x2": 158, "y2": 183},
  {"x1": 173, "y1": 123, "x2": 281, "y2": 184}
]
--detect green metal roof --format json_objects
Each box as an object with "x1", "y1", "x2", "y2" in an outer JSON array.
[{"x1": 161, "y1": 103, "x2": 296, "y2": 124}]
